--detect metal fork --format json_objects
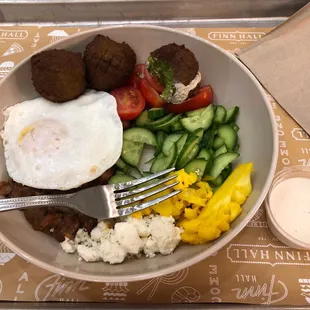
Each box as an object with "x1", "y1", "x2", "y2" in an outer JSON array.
[{"x1": 0, "y1": 168, "x2": 181, "y2": 219}]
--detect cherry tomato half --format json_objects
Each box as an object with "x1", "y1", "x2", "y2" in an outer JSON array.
[
  {"x1": 140, "y1": 79, "x2": 165, "y2": 108},
  {"x1": 128, "y1": 64, "x2": 145, "y2": 89},
  {"x1": 111, "y1": 86, "x2": 146, "y2": 121},
  {"x1": 166, "y1": 85, "x2": 213, "y2": 114},
  {"x1": 144, "y1": 67, "x2": 164, "y2": 94}
]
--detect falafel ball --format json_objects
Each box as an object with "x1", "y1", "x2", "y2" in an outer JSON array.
[
  {"x1": 83, "y1": 35, "x2": 136, "y2": 91},
  {"x1": 150, "y1": 43, "x2": 199, "y2": 86},
  {"x1": 31, "y1": 49, "x2": 86, "y2": 103}
]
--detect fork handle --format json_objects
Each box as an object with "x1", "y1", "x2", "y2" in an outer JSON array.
[{"x1": 0, "y1": 194, "x2": 74, "y2": 212}]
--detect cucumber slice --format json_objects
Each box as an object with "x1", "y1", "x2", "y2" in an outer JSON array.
[
  {"x1": 176, "y1": 134, "x2": 200, "y2": 169},
  {"x1": 108, "y1": 174, "x2": 135, "y2": 185},
  {"x1": 203, "y1": 149, "x2": 215, "y2": 175},
  {"x1": 154, "y1": 115, "x2": 181, "y2": 130},
  {"x1": 221, "y1": 164, "x2": 232, "y2": 181},
  {"x1": 115, "y1": 158, "x2": 129, "y2": 173},
  {"x1": 162, "y1": 133, "x2": 183, "y2": 156},
  {"x1": 136, "y1": 110, "x2": 151, "y2": 127},
  {"x1": 198, "y1": 149, "x2": 214, "y2": 162},
  {"x1": 197, "y1": 149, "x2": 210, "y2": 160},
  {"x1": 123, "y1": 128, "x2": 157, "y2": 146},
  {"x1": 115, "y1": 169, "x2": 125, "y2": 175},
  {"x1": 214, "y1": 144, "x2": 228, "y2": 158},
  {"x1": 148, "y1": 108, "x2": 166, "y2": 120},
  {"x1": 209, "y1": 152, "x2": 239, "y2": 179},
  {"x1": 142, "y1": 171, "x2": 152, "y2": 177},
  {"x1": 176, "y1": 133, "x2": 189, "y2": 154},
  {"x1": 214, "y1": 105, "x2": 227, "y2": 124},
  {"x1": 121, "y1": 140, "x2": 144, "y2": 167},
  {"x1": 145, "y1": 114, "x2": 174, "y2": 130},
  {"x1": 154, "y1": 131, "x2": 167, "y2": 156},
  {"x1": 234, "y1": 143, "x2": 240, "y2": 152},
  {"x1": 151, "y1": 144, "x2": 177, "y2": 173},
  {"x1": 233, "y1": 124, "x2": 239, "y2": 132},
  {"x1": 145, "y1": 157, "x2": 155, "y2": 164},
  {"x1": 181, "y1": 105, "x2": 214, "y2": 132},
  {"x1": 217, "y1": 125, "x2": 238, "y2": 150},
  {"x1": 211, "y1": 174, "x2": 224, "y2": 187},
  {"x1": 190, "y1": 128, "x2": 204, "y2": 143},
  {"x1": 184, "y1": 159, "x2": 207, "y2": 179},
  {"x1": 127, "y1": 167, "x2": 143, "y2": 178},
  {"x1": 170, "y1": 120, "x2": 183, "y2": 131},
  {"x1": 204, "y1": 125, "x2": 217, "y2": 150},
  {"x1": 213, "y1": 136, "x2": 224, "y2": 149},
  {"x1": 225, "y1": 106, "x2": 239, "y2": 123},
  {"x1": 178, "y1": 143, "x2": 200, "y2": 169},
  {"x1": 185, "y1": 105, "x2": 211, "y2": 118}
]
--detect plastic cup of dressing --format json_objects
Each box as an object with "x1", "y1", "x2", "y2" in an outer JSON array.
[{"x1": 266, "y1": 165, "x2": 310, "y2": 250}]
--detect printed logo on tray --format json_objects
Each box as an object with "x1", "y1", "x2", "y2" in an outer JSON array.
[
  {"x1": 232, "y1": 274, "x2": 288, "y2": 304},
  {"x1": 137, "y1": 268, "x2": 188, "y2": 300},
  {"x1": 246, "y1": 207, "x2": 268, "y2": 228},
  {"x1": 298, "y1": 279, "x2": 310, "y2": 304},
  {"x1": 35, "y1": 274, "x2": 89, "y2": 301},
  {"x1": 171, "y1": 286, "x2": 200, "y2": 303},
  {"x1": 0, "y1": 61, "x2": 15, "y2": 78},
  {"x1": 47, "y1": 30, "x2": 69, "y2": 43},
  {"x1": 227, "y1": 244, "x2": 310, "y2": 266},
  {"x1": 0, "y1": 29, "x2": 28, "y2": 40},
  {"x1": 291, "y1": 128, "x2": 310, "y2": 141},
  {"x1": 0, "y1": 242, "x2": 16, "y2": 265},
  {"x1": 207, "y1": 31, "x2": 265, "y2": 42},
  {"x1": 1, "y1": 43, "x2": 24, "y2": 57},
  {"x1": 102, "y1": 282, "x2": 129, "y2": 301},
  {"x1": 31, "y1": 33, "x2": 40, "y2": 48}
]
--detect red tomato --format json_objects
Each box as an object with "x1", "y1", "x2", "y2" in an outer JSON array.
[
  {"x1": 111, "y1": 86, "x2": 145, "y2": 121},
  {"x1": 128, "y1": 64, "x2": 145, "y2": 89},
  {"x1": 144, "y1": 67, "x2": 164, "y2": 94},
  {"x1": 140, "y1": 79, "x2": 165, "y2": 108},
  {"x1": 166, "y1": 85, "x2": 213, "y2": 114}
]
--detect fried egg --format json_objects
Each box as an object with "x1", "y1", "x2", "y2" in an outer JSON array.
[{"x1": 1, "y1": 90, "x2": 123, "y2": 190}]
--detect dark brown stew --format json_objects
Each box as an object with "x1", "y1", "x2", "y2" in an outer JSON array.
[{"x1": 0, "y1": 168, "x2": 114, "y2": 242}]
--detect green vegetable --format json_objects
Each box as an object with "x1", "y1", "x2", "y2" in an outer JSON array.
[{"x1": 147, "y1": 56, "x2": 175, "y2": 101}]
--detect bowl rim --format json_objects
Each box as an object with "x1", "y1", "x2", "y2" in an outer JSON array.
[{"x1": 0, "y1": 24, "x2": 279, "y2": 282}]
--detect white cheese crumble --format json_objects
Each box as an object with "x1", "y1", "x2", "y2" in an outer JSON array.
[
  {"x1": 169, "y1": 72, "x2": 201, "y2": 104},
  {"x1": 61, "y1": 215, "x2": 182, "y2": 264}
]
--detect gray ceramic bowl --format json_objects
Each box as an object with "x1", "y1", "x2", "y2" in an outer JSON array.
[{"x1": 0, "y1": 25, "x2": 278, "y2": 282}]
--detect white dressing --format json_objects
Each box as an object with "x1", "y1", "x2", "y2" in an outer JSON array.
[{"x1": 269, "y1": 177, "x2": 310, "y2": 244}]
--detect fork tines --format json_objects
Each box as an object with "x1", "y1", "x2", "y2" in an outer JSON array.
[{"x1": 112, "y1": 167, "x2": 180, "y2": 209}]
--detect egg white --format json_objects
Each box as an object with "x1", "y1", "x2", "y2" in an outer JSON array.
[{"x1": 1, "y1": 90, "x2": 123, "y2": 190}]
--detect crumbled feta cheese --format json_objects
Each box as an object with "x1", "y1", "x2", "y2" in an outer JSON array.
[
  {"x1": 126, "y1": 217, "x2": 151, "y2": 238},
  {"x1": 75, "y1": 229, "x2": 92, "y2": 246},
  {"x1": 61, "y1": 237, "x2": 76, "y2": 253},
  {"x1": 114, "y1": 222, "x2": 144, "y2": 255},
  {"x1": 77, "y1": 245, "x2": 100, "y2": 262},
  {"x1": 91, "y1": 221, "x2": 109, "y2": 241},
  {"x1": 143, "y1": 237, "x2": 159, "y2": 258},
  {"x1": 169, "y1": 72, "x2": 201, "y2": 104},
  {"x1": 99, "y1": 238, "x2": 127, "y2": 264},
  {"x1": 60, "y1": 215, "x2": 181, "y2": 264},
  {"x1": 149, "y1": 215, "x2": 182, "y2": 255}
]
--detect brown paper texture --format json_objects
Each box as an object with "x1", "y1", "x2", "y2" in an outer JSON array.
[
  {"x1": 237, "y1": 3, "x2": 310, "y2": 136},
  {"x1": 1, "y1": 26, "x2": 310, "y2": 306}
]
